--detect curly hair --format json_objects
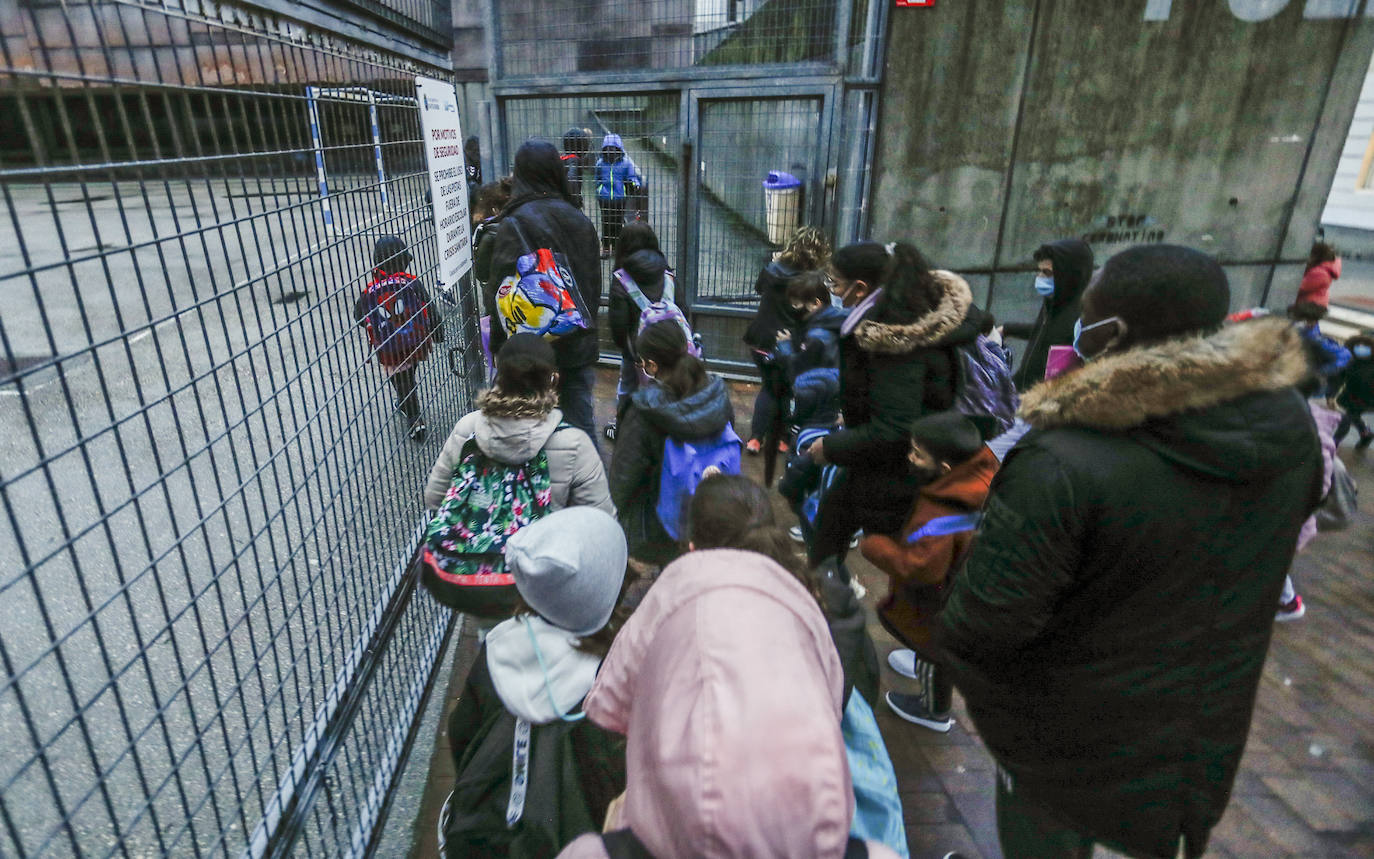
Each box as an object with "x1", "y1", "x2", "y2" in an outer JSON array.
[{"x1": 776, "y1": 226, "x2": 832, "y2": 272}]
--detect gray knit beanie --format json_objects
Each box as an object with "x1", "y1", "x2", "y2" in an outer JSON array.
[{"x1": 504, "y1": 508, "x2": 628, "y2": 637}]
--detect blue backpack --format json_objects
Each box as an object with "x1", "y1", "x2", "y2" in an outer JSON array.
[{"x1": 655, "y1": 424, "x2": 742, "y2": 540}]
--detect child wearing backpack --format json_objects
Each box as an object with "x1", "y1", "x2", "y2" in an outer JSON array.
[
  {"x1": 777, "y1": 366, "x2": 841, "y2": 548},
  {"x1": 773, "y1": 271, "x2": 849, "y2": 384},
  {"x1": 608, "y1": 321, "x2": 737, "y2": 566},
  {"x1": 606, "y1": 222, "x2": 678, "y2": 438},
  {"x1": 422, "y1": 334, "x2": 614, "y2": 620},
  {"x1": 441, "y1": 507, "x2": 631, "y2": 858},
  {"x1": 354, "y1": 235, "x2": 443, "y2": 442},
  {"x1": 858, "y1": 411, "x2": 997, "y2": 733}
]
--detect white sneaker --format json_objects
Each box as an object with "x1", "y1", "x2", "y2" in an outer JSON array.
[
  {"x1": 887, "y1": 648, "x2": 918, "y2": 680},
  {"x1": 789, "y1": 525, "x2": 805, "y2": 543},
  {"x1": 849, "y1": 576, "x2": 867, "y2": 600}
]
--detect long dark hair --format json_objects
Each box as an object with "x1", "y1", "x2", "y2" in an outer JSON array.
[
  {"x1": 1307, "y1": 241, "x2": 1337, "y2": 270},
  {"x1": 830, "y1": 240, "x2": 943, "y2": 323},
  {"x1": 614, "y1": 221, "x2": 662, "y2": 269},
  {"x1": 636, "y1": 320, "x2": 707, "y2": 401},
  {"x1": 687, "y1": 474, "x2": 820, "y2": 604}
]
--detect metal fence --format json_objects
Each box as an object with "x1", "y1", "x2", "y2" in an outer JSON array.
[
  {"x1": 0, "y1": 1, "x2": 480, "y2": 856},
  {"x1": 495, "y1": 0, "x2": 841, "y2": 77}
]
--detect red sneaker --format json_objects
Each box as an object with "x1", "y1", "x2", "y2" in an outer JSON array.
[
  {"x1": 777, "y1": 441, "x2": 790, "y2": 454},
  {"x1": 745, "y1": 438, "x2": 762, "y2": 455},
  {"x1": 1275, "y1": 595, "x2": 1305, "y2": 622}
]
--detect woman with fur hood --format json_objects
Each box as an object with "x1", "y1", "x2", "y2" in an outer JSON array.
[
  {"x1": 937, "y1": 245, "x2": 1323, "y2": 859},
  {"x1": 424, "y1": 333, "x2": 614, "y2": 517},
  {"x1": 807, "y1": 241, "x2": 992, "y2": 564}
]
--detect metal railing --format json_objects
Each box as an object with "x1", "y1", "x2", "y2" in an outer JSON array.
[{"x1": 0, "y1": 1, "x2": 479, "y2": 855}]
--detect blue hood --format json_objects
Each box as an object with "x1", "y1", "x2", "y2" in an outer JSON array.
[{"x1": 602, "y1": 133, "x2": 624, "y2": 151}]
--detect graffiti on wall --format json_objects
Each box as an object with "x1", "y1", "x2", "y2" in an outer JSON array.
[{"x1": 1080, "y1": 213, "x2": 1167, "y2": 245}]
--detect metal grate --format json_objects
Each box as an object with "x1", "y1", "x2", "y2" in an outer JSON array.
[
  {"x1": 496, "y1": 0, "x2": 840, "y2": 78},
  {"x1": 692, "y1": 96, "x2": 822, "y2": 307},
  {"x1": 0, "y1": 1, "x2": 479, "y2": 856}
]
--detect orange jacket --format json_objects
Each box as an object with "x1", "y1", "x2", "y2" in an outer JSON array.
[{"x1": 860, "y1": 446, "x2": 998, "y2": 649}]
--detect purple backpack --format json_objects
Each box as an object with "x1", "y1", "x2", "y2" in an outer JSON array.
[
  {"x1": 954, "y1": 335, "x2": 1019, "y2": 437},
  {"x1": 615, "y1": 268, "x2": 702, "y2": 375}
]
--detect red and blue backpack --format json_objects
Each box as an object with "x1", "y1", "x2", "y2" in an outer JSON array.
[{"x1": 359, "y1": 271, "x2": 434, "y2": 366}]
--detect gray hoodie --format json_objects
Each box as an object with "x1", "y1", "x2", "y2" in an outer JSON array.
[{"x1": 424, "y1": 408, "x2": 614, "y2": 515}]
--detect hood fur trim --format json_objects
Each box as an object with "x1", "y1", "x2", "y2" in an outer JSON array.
[
  {"x1": 477, "y1": 387, "x2": 557, "y2": 419},
  {"x1": 1019, "y1": 318, "x2": 1311, "y2": 431},
  {"x1": 853, "y1": 270, "x2": 972, "y2": 354}
]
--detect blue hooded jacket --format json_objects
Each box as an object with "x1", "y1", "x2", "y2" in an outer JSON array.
[{"x1": 595, "y1": 134, "x2": 642, "y2": 201}]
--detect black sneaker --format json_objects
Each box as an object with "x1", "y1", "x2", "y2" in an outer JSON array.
[
  {"x1": 604, "y1": 421, "x2": 617, "y2": 441},
  {"x1": 1357, "y1": 433, "x2": 1373, "y2": 450},
  {"x1": 408, "y1": 417, "x2": 428, "y2": 443},
  {"x1": 886, "y1": 690, "x2": 953, "y2": 733}
]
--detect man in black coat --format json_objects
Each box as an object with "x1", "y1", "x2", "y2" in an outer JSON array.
[
  {"x1": 936, "y1": 246, "x2": 1323, "y2": 859},
  {"x1": 1005, "y1": 238, "x2": 1094, "y2": 390},
  {"x1": 477, "y1": 139, "x2": 603, "y2": 441}
]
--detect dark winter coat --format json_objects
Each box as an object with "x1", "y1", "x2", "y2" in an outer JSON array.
[
  {"x1": 743, "y1": 258, "x2": 803, "y2": 351},
  {"x1": 478, "y1": 142, "x2": 602, "y2": 370},
  {"x1": 1006, "y1": 239, "x2": 1094, "y2": 390},
  {"x1": 1337, "y1": 355, "x2": 1374, "y2": 411},
  {"x1": 608, "y1": 376, "x2": 735, "y2": 563},
  {"x1": 445, "y1": 635, "x2": 626, "y2": 858},
  {"x1": 607, "y1": 249, "x2": 672, "y2": 355},
  {"x1": 825, "y1": 271, "x2": 989, "y2": 516},
  {"x1": 775, "y1": 304, "x2": 847, "y2": 381},
  {"x1": 937, "y1": 318, "x2": 1322, "y2": 859}
]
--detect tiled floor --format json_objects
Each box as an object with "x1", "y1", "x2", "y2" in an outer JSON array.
[{"x1": 407, "y1": 370, "x2": 1374, "y2": 858}]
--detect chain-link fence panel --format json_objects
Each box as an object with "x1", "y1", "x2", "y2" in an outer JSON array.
[{"x1": 0, "y1": 1, "x2": 479, "y2": 856}]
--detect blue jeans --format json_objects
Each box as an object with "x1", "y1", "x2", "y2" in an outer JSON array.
[{"x1": 558, "y1": 364, "x2": 598, "y2": 449}]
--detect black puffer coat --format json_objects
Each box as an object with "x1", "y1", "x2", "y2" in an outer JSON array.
[
  {"x1": 825, "y1": 271, "x2": 989, "y2": 515},
  {"x1": 479, "y1": 141, "x2": 602, "y2": 370},
  {"x1": 937, "y1": 318, "x2": 1322, "y2": 859},
  {"x1": 1006, "y1": 238, "x2": 1094, "y2": 390},
  {"x1": 608, "y1": 376, "x2": 735, "y2": 563},
  {"x1": 743, "y1": 258, "x2": 802, "y2": 351}
]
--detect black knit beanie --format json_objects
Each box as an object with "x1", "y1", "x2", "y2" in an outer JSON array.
[{"x1": 908, "y1": 411, "x2": 985, "y2": 466}]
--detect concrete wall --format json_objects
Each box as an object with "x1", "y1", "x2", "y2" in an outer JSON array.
[{"x1": 869, "y1": 0, "x2": 1374, "y2": 321}]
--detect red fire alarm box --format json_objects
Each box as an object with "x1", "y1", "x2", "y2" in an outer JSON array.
[{"x1": 895, "y1": 0, "x2": 934, "y2": 6}]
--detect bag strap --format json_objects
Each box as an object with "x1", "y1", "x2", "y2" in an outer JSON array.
[
  {"x1": 906, "y1": 511, "x2": 983, "y2": 544},
  {"x1": 662, "y1": 270, "x2": 676, "y2": 305},
  {"x1": 506, "y1": 215, "x2": 534, "y2": 256},
  {"x1": 614, "y1": 268, "x2": 652, "y2": 312}
]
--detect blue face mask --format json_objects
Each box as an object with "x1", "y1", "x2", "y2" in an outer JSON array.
[
  {"x1": 1355, "y1": 344, "x2": 1373, "y2": 359},
  {"x1": 1034, "y1": 275, "x2": 1055, "y2": 298},
  {"x1": 1073, "y1": 316, "x2": 1123, "y2": 361}
]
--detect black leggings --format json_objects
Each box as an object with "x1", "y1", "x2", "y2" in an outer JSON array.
[
  {"x1": 809, "y1": 468, "x2": 915, "y2": 566},
  {"x1": 598, "y1": 198, "x2": 626, "y2": 247},
  {"x1": 1335, "y1": 408, "x2": 1370, "y2": 442},
  {"x1": 390, "y1": 367, "x2": 420, "y2": 423}
]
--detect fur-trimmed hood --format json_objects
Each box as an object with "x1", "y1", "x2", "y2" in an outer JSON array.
[
  {"x1": 1020, "y1": 318, "x2": 1310, "y2": 431},
  {"x1": 852, "y1": 270, "x2": 982, "y2": 355}
]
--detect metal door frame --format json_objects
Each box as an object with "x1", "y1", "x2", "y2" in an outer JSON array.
[
  {"x1": 682, "y1": 80, "x2": 840, "y2": 363},
  {"x1": 490, "y1": 77, "x2": 842, "y2": 371}
]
